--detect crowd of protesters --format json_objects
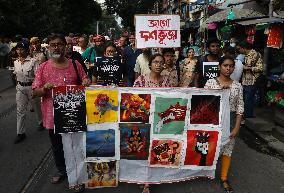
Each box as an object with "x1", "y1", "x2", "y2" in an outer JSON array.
[{"x1": 0, "y1": 31, "x2": 267, "y2": 193}]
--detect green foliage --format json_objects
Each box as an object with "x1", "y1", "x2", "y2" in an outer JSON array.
[
  {"x1": 0, "y1": 0, "x2": 102, "y2": 36},
  {"x1": 104, "y1": 0, "x2": 157, "y2": 30}
]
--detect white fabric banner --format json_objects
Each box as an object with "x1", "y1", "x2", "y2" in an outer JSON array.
[{"x1": 81, "y1": 87, "x2": 230, "y2": 185}]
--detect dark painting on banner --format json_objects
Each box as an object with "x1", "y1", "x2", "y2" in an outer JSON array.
[
  {"x1": 120, "y1": 123, "x2": 150, "y2": 160},
  {"x1": 202, "y1": 62, "x2": 219, "y2": 82},
  {"x1": 190, "y1": 95, "x2": 220, "y2": 125},
  {"x1": 86, "y1": 129, "x2": 116, "y2": 159},
  {"x1": 53, "y1": 86, "x2": 86, "y2": 134},
  {"x1": 120, "y1": 93, "x2": 151, "y2": 123}
]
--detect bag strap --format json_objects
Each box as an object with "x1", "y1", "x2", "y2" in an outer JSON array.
[{"x1": 72, "y1": 59, "x2": 81, "y2": 84}]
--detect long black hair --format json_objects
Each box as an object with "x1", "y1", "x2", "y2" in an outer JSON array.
[{"x1": 219, "y1": 55, "x2": 235, "y2": 66}]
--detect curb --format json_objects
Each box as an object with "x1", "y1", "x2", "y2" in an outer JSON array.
[
  {"x1": 19, "y1": 148, "x2": 53, "y2": 193},
  {"x1": 244, "y1": 126, "x2": 284, "y2": 161}
]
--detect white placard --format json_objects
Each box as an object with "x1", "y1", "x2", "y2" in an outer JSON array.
[{"x1": 135, "y1": 14, "x2": 181, "y2": 48}]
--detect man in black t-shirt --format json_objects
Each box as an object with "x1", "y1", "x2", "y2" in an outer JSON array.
[{"x1": 194, "y1": 38, "x2": 221, "y2": 88}]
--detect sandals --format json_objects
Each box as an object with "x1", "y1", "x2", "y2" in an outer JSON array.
[
  {"x1": 51, "y1": 173, "x2": 67, "y2": 184},
  {"x1": 69, "y1": 184, "x2": 85, "y2": 193},
  {"x1": 141, "y1": 184, "x2": 150, "y2": 193},
  {"x1": 221, "y1": 180, "x2": 234, "y2": 193}
]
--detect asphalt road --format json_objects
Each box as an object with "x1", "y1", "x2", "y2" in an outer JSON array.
[{"x1": 0, "y1": 87, "x2": 283, "y2": 193}]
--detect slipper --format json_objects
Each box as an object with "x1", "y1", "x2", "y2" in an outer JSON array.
[
  {"x1": 142, "y1": 184, "x2": 150, "y2": 193},
  {"x1": 51, "y1": 173, "x2": 67, "y2": 184},
  {"x1": 69, "y1": 184, "x2": 85, "y2": 193},
  {"x1": 221, "y1": 180, "x2": 234, "y2": 193}
]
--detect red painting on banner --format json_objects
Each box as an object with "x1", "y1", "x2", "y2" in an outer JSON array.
[
  {"x1": 184, "y1": 130, "x2": 219, "y2": 166},
  {"x1": 149, "y1": 139, "x2": 182, "y2": 167},
  {"x1": 120, "y1": 93, "x2": 151, "y2": 123}
]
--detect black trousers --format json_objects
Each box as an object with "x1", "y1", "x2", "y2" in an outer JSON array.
[{"x1": 48, "y1": 130, "x2": 66, "y2": 175}]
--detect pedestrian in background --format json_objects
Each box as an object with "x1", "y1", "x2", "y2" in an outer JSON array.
[
  {"x1": 223, "y1": 46, "x2": 243, "y2": 82},
  {"x1": 123, "y1": 33, "x2": 141, "y2": 86},
  {"x1": 237, "y1": 41, "x2": 263, "y2": 118},
  {"x1": 161, "y1": 48, "x2": 180, "y2": 87},
  {"x1": 179, "y1": 47, "x2": 197, "y2": 87},
  {"x1": 13, "y1": 41, "x2": 41, "y2": 143},
  {"x1": 194, "y1": 38, "x2": 221, "y2": 87},
  {"x1": 205, "y1": 56, "x2": 244, "y2": 193},
  {"x1": 134, "y1": 48, "x2": 152, "y2": 79}
]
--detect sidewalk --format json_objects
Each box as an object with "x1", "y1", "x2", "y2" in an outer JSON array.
[
  {"x1": 0, "y1": 68, "x2": 14, "y2": 92},
  {"x1": 245, "y1": 105, "x2": 284, "y2": 158}
]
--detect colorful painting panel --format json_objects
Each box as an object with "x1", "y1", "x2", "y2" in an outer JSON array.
[
  {"x1": 120, "y1": 93, "x2": 151, "y2": 123},
  {"x1": 149, "y1": 139, "x2": 182, "y2": 168},
  {"x1": 120, "y1": 123, "x2": 150, "y2": 160},
  {"x1": 184, "y1": 130, "x2": 219, "y2": 167},
  {"x1": 190, "y1": 95, "x2": 220, "y2": 125},
  {"x1": 153, "y1": 97, "x2": 188, "y2": 135},
  {"x1": 86, "y1": 161, "x2": 118, "y2": 188},
  {"x1": 53, "y1": 86, "x2": 86, "y2": 134},
  {"x1": 86, "y1": 90, "x2": 119, "y2": 124}
]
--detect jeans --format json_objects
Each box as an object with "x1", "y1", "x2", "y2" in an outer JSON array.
[
  {"x1": 48, "y1": 130, "x2": 66, "y2": 175},
  {"x1": 243, "y1": 85, "x2": 256, "y2": 118}
]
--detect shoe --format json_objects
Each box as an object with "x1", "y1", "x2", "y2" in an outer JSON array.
[
  {"x1": 14, "y1": 133, "x2": 26, "y2": 144},
  {"x1": 142, "y1": 185, "x2": 150, "y2": 193},
  {"x1": 51, "y1": 172, "x2": 67, "y2": 184},
  {"x1": 37, "y1": 123, "x2": 45, "y2": 131},
  {"x1": 221, "y1": 180, "x2": 234, "y2": 193},
  {"x1": 69, "y1": 184, "x2": 85, "y2": 193}
]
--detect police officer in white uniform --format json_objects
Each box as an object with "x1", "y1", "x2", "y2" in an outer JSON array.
[{"x1": 13, "y1": 41, "x2": 41, "y2": 143}]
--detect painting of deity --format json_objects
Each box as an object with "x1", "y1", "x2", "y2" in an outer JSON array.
[{"x1": 120, "y1": 123, "x2": 150, "y2": 160}]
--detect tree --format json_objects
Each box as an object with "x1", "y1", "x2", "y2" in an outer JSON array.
[
  {"x1": 273, "y1": 0, "x2": 284, "y2": 10},
  {"x1": 0, "y1": 0, "x2": 103, "y2": 36},
  {"x1": 104, "y1": 0, "x2": 158, "y2": 30}
]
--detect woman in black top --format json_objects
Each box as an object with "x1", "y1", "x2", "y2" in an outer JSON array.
[{"x1": 92, "y1": 43, "x2": 126, "y2": 86}]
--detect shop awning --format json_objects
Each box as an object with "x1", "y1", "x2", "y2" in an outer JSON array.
[
  {"x1": 237, "y1": 17, "x2": 284, "y2": 25},
  {"x1": 204, "y1": 8, "x2": 265, "y2": 24}
]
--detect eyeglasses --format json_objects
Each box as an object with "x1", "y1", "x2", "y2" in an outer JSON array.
[
  {"x1": 49, "y1": 43, "x2": 65, "y2": 49},
  {"x1": 152, "y1": 60, "x2": 164, "y2": 65}
]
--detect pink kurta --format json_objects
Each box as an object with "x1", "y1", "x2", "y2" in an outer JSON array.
[{"x1": 32, "y1": 59, "x2": 87, "y2": 129}]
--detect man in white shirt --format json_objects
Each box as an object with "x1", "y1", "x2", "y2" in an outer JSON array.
[
  {"x1": 224, "y1": 47, "x2": 243, "y2": 82},
  {"x1": 134, "y1": 48, "x2": 152, "y2": 79}
]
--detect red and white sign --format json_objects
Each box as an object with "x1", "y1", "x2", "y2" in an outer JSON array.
[{"x1": 135, "y1": 15, "x2": 181, "y2": 48}]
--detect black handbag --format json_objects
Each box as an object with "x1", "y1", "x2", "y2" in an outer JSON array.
[{"x1": 72, "y1": 59, "x2": 82, "y2": 85}]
